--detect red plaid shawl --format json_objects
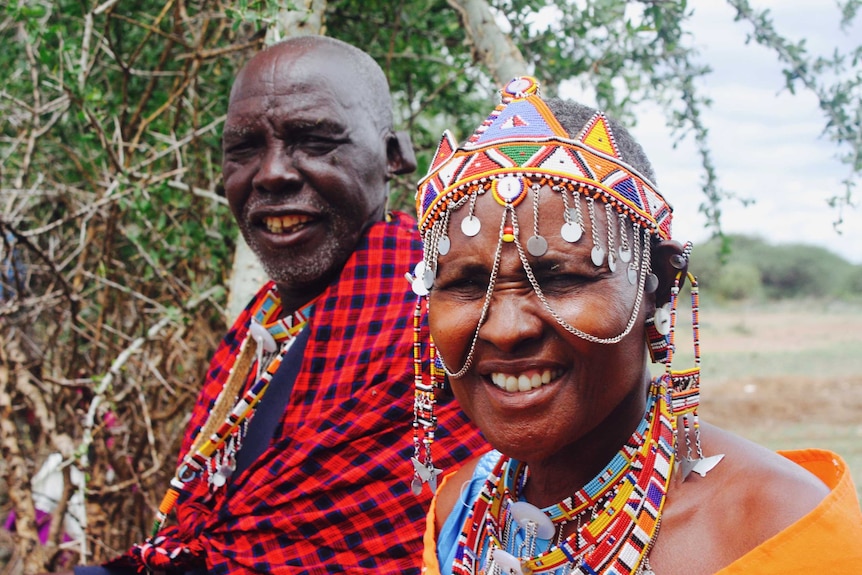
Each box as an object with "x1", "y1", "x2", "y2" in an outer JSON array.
[{"x1": 109, "y1": 212, "x2": 485, "y2": 574}]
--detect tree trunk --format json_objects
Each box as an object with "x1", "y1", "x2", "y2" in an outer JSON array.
[{"x1": 446, "y1": 0, "x2": 527, "y2": 84}]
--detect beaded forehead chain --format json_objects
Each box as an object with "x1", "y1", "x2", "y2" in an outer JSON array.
[{"x1": 411, "y1": 77, "x2": 674, "y2": 378}]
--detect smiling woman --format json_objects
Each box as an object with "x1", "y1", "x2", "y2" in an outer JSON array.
[{"x1": 409, "y1": 77, "x2": 862, "y2": 575}]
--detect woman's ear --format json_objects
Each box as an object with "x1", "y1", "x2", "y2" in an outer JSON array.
[{"x1": 651, "y1": 240, "x2": 686, "y2": 308}]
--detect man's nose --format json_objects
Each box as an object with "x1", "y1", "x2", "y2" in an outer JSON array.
[
  {"x1": 478, "y1": 290, "x2": 544, "y2": 353},
  {"x1": 252, "y1": 145, "x2": 302, "y2": 194}
]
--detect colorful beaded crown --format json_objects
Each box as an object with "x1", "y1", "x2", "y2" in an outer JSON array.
[{"x1": 415, "y1": 76, "x2": 673, "y2": 242}]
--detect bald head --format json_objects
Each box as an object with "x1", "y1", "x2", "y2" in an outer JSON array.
[{"x1": 231, "y1": 36, "x2": 394, "y2": 132}]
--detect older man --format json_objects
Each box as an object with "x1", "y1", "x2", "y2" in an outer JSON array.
[{"x1": 74, "y1": 36, "x2": 486, "y2": 575}]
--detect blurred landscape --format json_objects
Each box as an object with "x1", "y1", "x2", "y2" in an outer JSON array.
[{"x1": 675, "y1": 235, "x2": 862, "y2": 502}]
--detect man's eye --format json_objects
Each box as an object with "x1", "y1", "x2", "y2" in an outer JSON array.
[
  {"x1": 224, "y1": 141, "x2": 259, "y2": 160},
  {"x1": 300, "y1": 137, "x2": 343, "y2": 155}
]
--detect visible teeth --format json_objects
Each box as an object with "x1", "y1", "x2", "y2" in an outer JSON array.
[
  {"x1": 490, "y1": 369, "x2": 561, "y2": 393},
  {"x1": 506, "y1": 376, "x2": 518, "y2": 392},
  {"x1": 264, "y1": 214, "x2": 312, "y2": 233}
]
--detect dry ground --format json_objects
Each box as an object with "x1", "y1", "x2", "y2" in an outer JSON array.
[{"x1": 687, "y1": 301, "x2": 862, "y2": 501}]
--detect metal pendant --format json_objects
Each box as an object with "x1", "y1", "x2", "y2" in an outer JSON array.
[
  {"x1": 527, "y1": 235, "x2": 548, "y2": 257},
  {"x1": 608, "y1": 252, "x2": 617, "y2": 272},
  {"x1": 438, "y1": 234, "x2": 451, "y2": 255},
  {"x1": 461, "y1": 215, "x2": 481, "y2": 237},
  {"x1": 488, "y1": 549, "x2": 524, "y2": 575},
  {"x1": 249, "y1": 320, "x2": 277, "y2": 353},
  {"x1": 561, "y1": 221, "x2": 582, "y2": 243},
  {"x1": 423, "y1": 267, "x2": 435, "y2": 290},
  {"x1": 591, "y1": 245, "x2": 605, "y2": 267},
  {"x1": 692, "y1": 454, "x2": 725, "y2": 478},
  {"x1": 411, "y1": 261, "x2": 429, "y2": 296},
  {"x1": 653, "y1": 304, "x2": 671, "y2": 335},
  {"x1": 619, "y1": 246, "x2": 632, "y2": 263},
  {"x1": 509, "y1": 501, "x2": 555, "y2": 539}
]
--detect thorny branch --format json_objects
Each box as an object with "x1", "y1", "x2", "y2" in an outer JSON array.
[{"x1": 1, "y1": 1, "x2": 258, "y2": 570}]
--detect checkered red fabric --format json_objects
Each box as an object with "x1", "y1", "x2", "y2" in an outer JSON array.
[{"x1": 107, "y1": 212, "x2": 486, "y2": 574}]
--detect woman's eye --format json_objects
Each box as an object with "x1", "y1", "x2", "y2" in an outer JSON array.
[
  {"x1": 538, "y1": 273, "x2": 586, "y2": 293},
  {"x1": 434, "y1": 277, "x2": 488, "y2": 299}
]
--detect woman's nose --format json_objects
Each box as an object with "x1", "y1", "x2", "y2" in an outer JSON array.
[{"x1": 478, "y1": 290, "x2": 544, "y2": 353}]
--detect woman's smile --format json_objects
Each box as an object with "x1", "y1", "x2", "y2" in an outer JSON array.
[{"x1": 488, "y1": 367, "x2": 564, "y2": 392}]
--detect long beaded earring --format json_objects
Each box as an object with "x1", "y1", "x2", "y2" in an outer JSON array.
[
  {"x1": 410, "y1": 297, "x2": 442, "y2": 494},
  {"x1": 664, "y1": 256, "x2": 724, "y2": 481}
]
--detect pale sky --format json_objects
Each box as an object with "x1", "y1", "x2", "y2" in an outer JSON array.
[{"x1": 565, "y1": 0, "x2": 862, "y2": 264}]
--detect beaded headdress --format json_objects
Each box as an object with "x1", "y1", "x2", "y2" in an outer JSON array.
[{"x1": 416, "y1": 76, "x2": 672, "y2": 248}]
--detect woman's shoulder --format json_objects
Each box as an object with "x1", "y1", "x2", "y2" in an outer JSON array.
[
  {"x1": 652, "y1": 422, "x2": 832, "y2": 574},
  {"x1": 698, "y1": 422, "x2": 830, "y2": 515}
]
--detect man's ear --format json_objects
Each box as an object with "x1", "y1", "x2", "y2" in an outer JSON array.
[
  {"x1": 386, "y1": 131, "x2": 417, "y2": 177},
  {"x1": 651, "y1": 240, "x2": 686, "y2": 308}
]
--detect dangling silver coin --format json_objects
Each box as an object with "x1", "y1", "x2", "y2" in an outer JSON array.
[
  {"x1": 488, "y1": 549, "x2": 524, "y2": 575},
  {"x1": 461, "y1": 215, "x2": 481, "y2": 237},
  {"x1": 608, "y1": 252, "x2": 617, "y2": 272},
  {"x1": 437, "y1": 234, "x2": 451, "y2": 255},
  {"x1": 412, "y1": 261, "x2": 428, "y2": 296},
  {"x1": 561, "y1": 221, "x2": 582, "y2": 243},
  {"x1": 411, "y1": 277, "x2": 429, "y2": 297},
  {"x1": 619, "y1": 246, "x2": 632, "y2": 263},
  {"x1": 527, "y1": 235, "x2": 548, "y2": 257},
  {"x1": 591, "y1": 245, "x2": 606, "y2": 267},
  {"x1": 645, "y1": 273, "x2": 659, "y2": 294},
  {"x1": 411, "y1": 477, "x2": 423, "y2": 496},
  {"x1": 627, "y1": 266, "x2": 638, "y2": 285},
  {"x1": 211, "y1": 465, "x2": 232, "y2": 487},
  {"x1": 413, "y1": 260, "x2": 427, "y2": 278},
  {"x1": 509, "y1": 501, "x2": 556, "y2": 539},
  {"x1": 654, "y1": 304, "x2": 671, "y2": 335},
  {"x1": 423, "y1": 267, "x2": 435, "y2": 290}
]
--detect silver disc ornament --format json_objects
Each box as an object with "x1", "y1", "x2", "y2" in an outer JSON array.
[
  {"x1": 591, "y1": 245, "x2": 606, "y2": 267},
  {"x1": 437, "y1": 234, "x2": 451, "y2": 255},
  {"x1": 561, "y1": 221, "x2": 582, "y2": 243},
  {"x1": 461, "y1": 215, "x2": 481, "y2": 237},
  {"x1": 527, "y1": 235, "x2": 548, "y2": 257},
  {"x1": 619, "y1": 246, "x2": 632, "y2": 263}
]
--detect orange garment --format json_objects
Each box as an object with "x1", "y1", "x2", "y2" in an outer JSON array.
[
  {"x1": 422, "y1": 449, "x2": 862, "y2": 575},
  {"x1": 715, "y1": 449, "x2": 862, "y2": 574}
]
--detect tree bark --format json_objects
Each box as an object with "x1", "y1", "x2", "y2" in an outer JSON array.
[{"x1": 446, "y1": 0, "x2": 528, "y2": 84}]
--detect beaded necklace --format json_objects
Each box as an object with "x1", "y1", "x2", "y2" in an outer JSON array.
[
  {"x1": 452, "y1": 380, "x2": 675, "y2": 575},
  {"x1": 150, "y1": 289, "x2": 312, "y2": 536}
]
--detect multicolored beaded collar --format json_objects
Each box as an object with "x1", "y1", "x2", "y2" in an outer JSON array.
[{"x1": 452, "y1": 380, "x2": 675, "y2": 575}]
